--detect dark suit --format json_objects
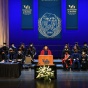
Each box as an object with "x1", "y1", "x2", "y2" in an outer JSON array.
[
  {"x1": 0, "y1": 53, "x2": 8, "y2": 61},
  {"x1": 71, "y1": 52, "x2": 81, "y2": 70}
]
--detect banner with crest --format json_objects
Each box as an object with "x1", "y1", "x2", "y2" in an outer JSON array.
[
  {"x1": 38, "y1": 0, "x2": 61, "y2": 39},
  {"x1": 66, "y1": 0, "x2": 78, "y2": 29},
  {"x1": 22, "y1": 0, "x2": 33, "y2": 29}
]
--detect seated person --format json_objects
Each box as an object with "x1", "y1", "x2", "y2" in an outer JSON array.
[
  {"x1": 1, "y1": 43, "x2": 9, "y2": 55},
  {"x1": 82, "y1": 42, "x2": 88, "y2": 54},
  {"x1": 8, "y1": 48, "x2": 16, "y2": 60},
  {"x1": 81, "y1": 51, "x2": 88, "y2": 70},
  {"x1": 64, "y1": 43, "x2": 70, "y2": 49},
  {"x1": 62, "y1": 51, "x2": 72, "y2": 70},
  {"x1": 10, "y1": 43, "x2": 17, "y2": 54},
  {"x1": 62, "y1": 44, "x2": 71, "y2": 55},
  {"x1": 72, "y1": 42, "x2": 80, "y2": 53},
  {"x1": 74, "y1": 42, "x2": 80, "y2": 50},
  {"x1": 19, "y1": 43, "x2": 26, "y2": 56},
  {"x1": 40, "y1": 46, "x2": 52, "y2": 55},
  {"x1": 71, "y1": 49, "x2": 81, "y2": 70},
  {"x1": 16, "y1": 50, "x2": 24, "y2": 63},
  {"x1": 0, "y1": 51, "x2": 8, "y2": 62},
  {"x1": 26, "y1": 43, "x2": 36, "y2": 60}
]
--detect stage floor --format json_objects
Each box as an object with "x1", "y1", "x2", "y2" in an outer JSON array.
[{"x1": 0, "y1": 69, "x2": 88, "y2": 88}]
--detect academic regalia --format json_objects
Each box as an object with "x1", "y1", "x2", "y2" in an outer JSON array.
[
  {"x1": 1, "y1": 46, "x2": 9, "y2": 55},
  {"x1": 16, "y1": 53, "x2": 24, "y2": 59},
  {"x1": 62, "y1": 53, "x2": 72, "y2": 69},
  {"x1": 40, "y1": 50, "x2": 52, "y2": 55},
  {"x1": 62, "y1": 48, "x2": 71, "y2": 55},
  {"x1": 71, "y1": 52, "x2": 81, "y2": 70},
  {"x1": 11, "y1": 46, "x2": 17, "y2": 54},
  {"x1": 0, "y1": 53, "x2": 8, "y2": 61},
  {"x1": 82, "y1": 46, "x2": 88, "y2": 54},
  {"x1": 8, "y1": 52, "x2": 16, "y2": 60},
  {"x1": 81, "y1": 54, "x2": 88, "y2": 69},
  {"x1": 26, "y1": 46, "x2": 36, "y2": 58}
]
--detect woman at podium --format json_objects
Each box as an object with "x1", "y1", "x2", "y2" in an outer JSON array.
[{"x1": 40, "y1": 46, "x2": 52, "y2": 55}]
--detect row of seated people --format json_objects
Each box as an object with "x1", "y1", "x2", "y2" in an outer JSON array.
[
  {"x1": 62, "y1": 42, "x2": 88, "y2": 54},
  {"x1": 62, "y1": 42, "x2": 88, "y2": 70},
  {"x1": 62, "y1": 50, "x2": 88, "y2": 71},
  {"x1": 0, "y1": 43, "x2": 36, "y2": 63},
  {"x1": 0, "y1": 44, "x2": 51, "y2": 63},
  {"x1": 1, "y1": 42, "x2": 88, "y2": 55}
]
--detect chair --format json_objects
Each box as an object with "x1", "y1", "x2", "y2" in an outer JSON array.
[{"x1": 23, "y1": 56, "x2": 32, "y2": 69}]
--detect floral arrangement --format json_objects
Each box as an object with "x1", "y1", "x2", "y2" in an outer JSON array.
[{"x1": 36, "y1": 66, "x2": 54, "y2": 82}]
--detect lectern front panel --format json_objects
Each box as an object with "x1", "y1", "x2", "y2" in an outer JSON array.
[{"x1": 38, "y1": 55, "x2": 54, "y2": 65}]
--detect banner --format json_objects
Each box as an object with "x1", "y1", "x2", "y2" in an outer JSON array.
[
  {"x1": 22, "y1": 0, "x2": 33, "y2": 29},
  {"x1": 38, "y1": 0, "x2": 61, "y2": 39},
  {"x1": 66, "y1": 0, "x2": 78, "y2": 29}
]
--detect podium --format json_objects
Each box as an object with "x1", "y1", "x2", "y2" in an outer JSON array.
[
  {"x1": 38, "y1": 55, "x2": 54, "y2": 66},
  {"x1": 34, "y1": 55, "x2": 57, "y2": 79}
]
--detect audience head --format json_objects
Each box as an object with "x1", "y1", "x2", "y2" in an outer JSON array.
[
  {"x1": 82, "y1": 51, "x2": 85, "y2": 55},
  {"x1": 18, "y1": 47, "x2": 22, "y2": 51},
  {"x1": 29, "y1": 43, "x2": 33, "y2": 47},
  {"x1": 75, "y1": 42, "x2": 78, "y2": 46},
  {"x1": 84, "y1": 42, "x2": 87, "y2": 46},
  {"x1": 3, "y1": 43, "x2": 6, "y2": 46},
  {"x1": 44, "y1": 46, "x2": 48, "y2": 50},
  {"x1": 74, "y1": 49, "x2": 78, "y2": 53},
  {"x1": 64, "y1": 45, "x2": 68, "y2": 49},
  {"x1": 82, "y1": 51, "x2": 86, "y2": 57},
  {"x1": 18, "y1": 50, "x2": 22, "y2": 54},
  {"x1": 11, "y1": 43, "x2": 15, "y2": 47},
  {"x1": 2, "y1": 51, "x2": 5, "y2": 54},
  {"x1": 73, "y1": 45, "x2": 77, "y2": 49},
  {"x1": 20, "y1": 43, "x2": 25, "y2": 48},
  {"x1": 9, "y1": 48, "x2": 13, "y2": 52}
]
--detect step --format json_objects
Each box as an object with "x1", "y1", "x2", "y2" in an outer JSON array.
[
  {"x1": 56, "y1": 64, "x2": 63, "y2": 69},
  {"x1": 30, "y1": 64, "x2": 63, "y2": 69},
  {"x1": 33, "y1": 59, "x2": 62, "y2": 64}
]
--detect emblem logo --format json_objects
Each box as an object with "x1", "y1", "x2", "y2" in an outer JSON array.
[
  {"x1": 42, "y1": 59, "x2": 50, "y2": 64},
  {"x1": 68, "y1": 5, "x2": 75, "y2": 9},
  {"x1": 67, "y1": 5, "x2": 77, "y2": 15},
  {"x1": 22, "y1": 5, "x2": 32, "y2": 15},
  {"x1": 38, "y1": 13, "x2": 61, "y2": 38}
]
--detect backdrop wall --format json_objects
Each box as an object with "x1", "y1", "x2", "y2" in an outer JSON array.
[{"x1": 9, "y1": 0, "x2": 88, "y2": 58}]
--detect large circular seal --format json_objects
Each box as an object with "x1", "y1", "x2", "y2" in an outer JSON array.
[{"x1": 38, "y1": 13, "x2": 61, "y2": 38}]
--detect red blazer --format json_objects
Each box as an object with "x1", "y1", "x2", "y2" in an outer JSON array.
[{"x1": 40, "y1": 50, "x2": 52, "y2": 55}]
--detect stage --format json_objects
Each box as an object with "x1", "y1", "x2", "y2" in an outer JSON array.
[{"x1": 0, "y1": 69, "x2": 88, "y2": 88}]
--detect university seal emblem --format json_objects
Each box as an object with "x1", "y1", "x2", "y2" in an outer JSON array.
[{"x1": 38, "y1": 13, "x2": 61, "y2": 38}]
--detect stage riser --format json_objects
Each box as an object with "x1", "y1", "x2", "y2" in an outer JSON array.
[
  {"x1": 30, "y1": 59, "x2": 63, "y2": 69},
  {"x1": 33, "y1": 62, "x2": 62, "y2": 64},
  {"x1": 29, "y1": 64, "x2": 63, "y2": 69},
  {"x1": 34, "y1": 59, "x2": 62, "y2": 64}
]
